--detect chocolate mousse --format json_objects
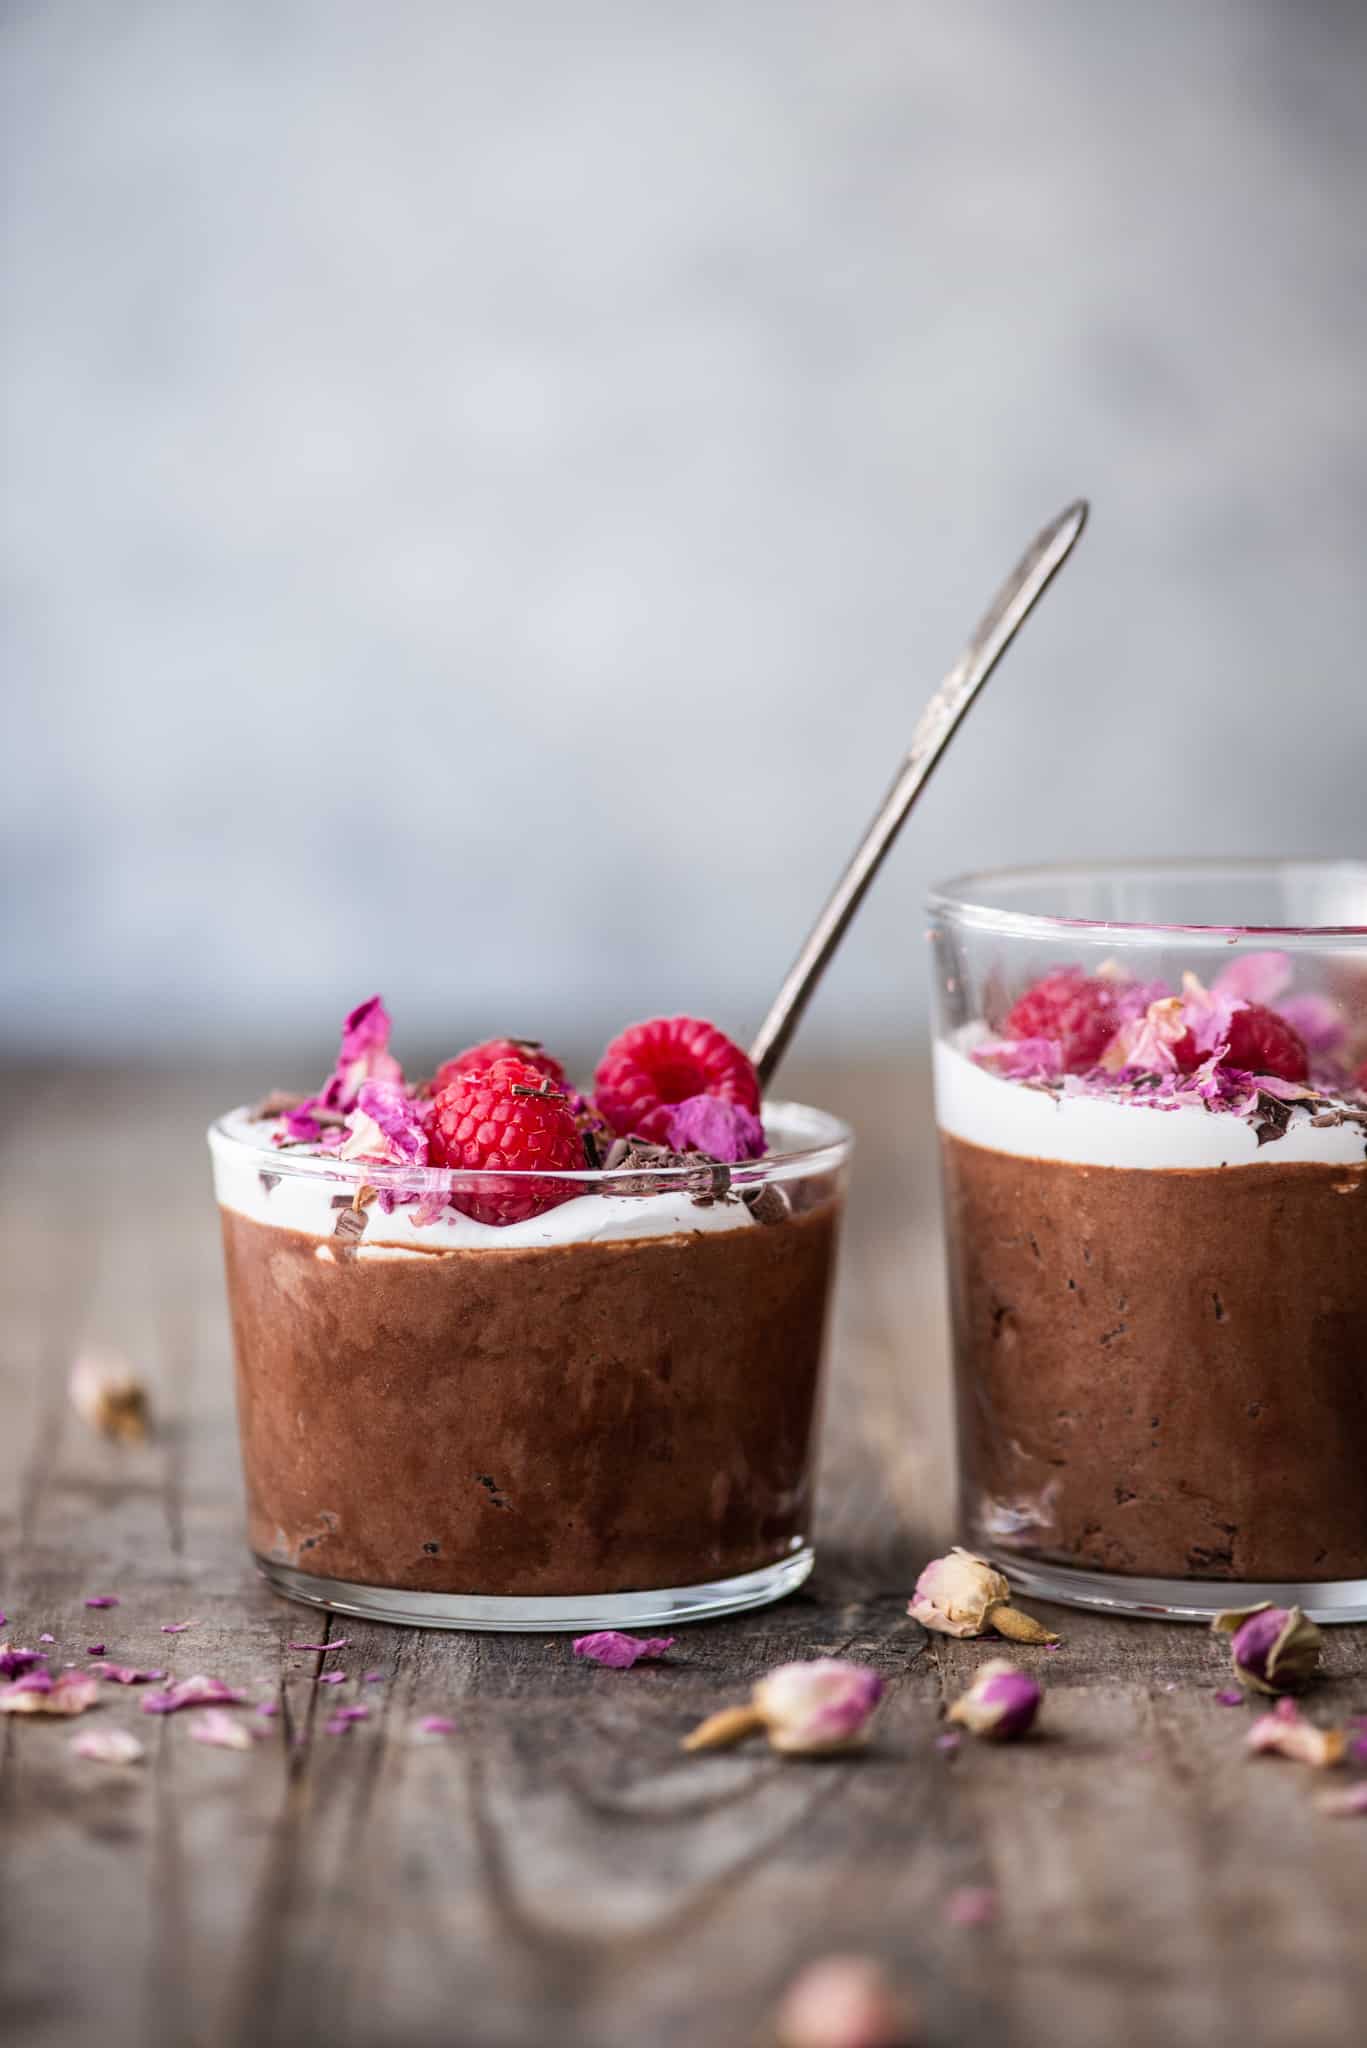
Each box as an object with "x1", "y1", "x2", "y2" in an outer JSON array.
[
  {"x1": 221, "y1": 1197, "x2": 840, "y2": 1596},
  {"x1": 935, "y1": 952, "x2": 1367, "y2": 1592},
  {"x1": 210, "y1": 998, "x2": 850, "y2": 1618}
]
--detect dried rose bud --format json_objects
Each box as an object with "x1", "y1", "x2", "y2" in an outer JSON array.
[
  {"x1": 1212, "y1": 1603, "x2": 1322, "y2": 1695},
  {"x1": 947, "y1": 1659, "x2": 1041, "y2": 1741},
  {"x1": 773, "y1": 1954, "x2": 910, "y2": 2048},
  {"x1": 684, "y1": 1659, "x2": 885, "y2": 1757},
  {"x1": 69, "y1": 1349, "x2": 150, "y2": 1443},
  {"x1": 908, "y1": 1548, "x2": 1058, "y2": 1644},
  {"x1": 1245, "y1": 1697, "x2": 1346, "y2": 1770}
]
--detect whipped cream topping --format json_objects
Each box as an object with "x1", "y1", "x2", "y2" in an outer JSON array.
[
  {"x1": 209, "y1": 1102, "x2": 846, "y2": 1251},
  {"x1": 934, "y1": 1034, "x2": 1367, "y2": 1170}
]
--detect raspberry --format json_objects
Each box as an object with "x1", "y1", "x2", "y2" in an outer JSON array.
[
  {"x1": 1003, "y1": 969, "x2": 1126, "y2": 1074},
  {"x1": 1217, "y1": 1003, "x2": 1310, "y2": 1084},
  {"x1": 431, "y1": 1038, "x2": 568, "y2": 1097},
  {"x1": 594, "y1": 1016, "x2": 761, "y2": 1142},
  {"x1": 427, "y1": 1057, "x2": 583, "y2": 1226}
]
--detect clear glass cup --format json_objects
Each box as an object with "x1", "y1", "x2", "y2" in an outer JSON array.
[
  {"x1": 928, "y1": 859, "x2": 1367, "y2": 1622},
  {"x1": 208, "y1": 1101, "x2": 851, "y2": 1630}
]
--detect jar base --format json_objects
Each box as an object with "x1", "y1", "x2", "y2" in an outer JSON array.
[
  {"x1": 999, "y1": 1556, "x2": 1367, "y2": 1624},
  {"x1": 255, "y1": 1544, "x2": 815, "y2": 1632}
]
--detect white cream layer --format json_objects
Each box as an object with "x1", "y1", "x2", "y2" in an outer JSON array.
[
  {"x1": 934, "y1": 1036, "x2": 1366, "y2": 1170},
  {"x1": 209, "y1": 1108, "x2": 755, "y2": 1251}
]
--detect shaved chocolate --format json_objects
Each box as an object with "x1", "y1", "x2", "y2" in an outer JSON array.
[
  {"x1": 743, "y1": 1183, "x2": 790, "y2": 1228},
  {"x1": 332, "y1": 1204, "x2": 368, "y2": 1243},
  {"x1": 1251, "y1": 1091, "x2": 1293, "y2": 1146},
  {"x1": 248, "y1": 1090, "x2": 305, "y2": 1121}
]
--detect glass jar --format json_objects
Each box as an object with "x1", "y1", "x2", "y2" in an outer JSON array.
[
  {"x1": 929, "y1": 859, "x2": 1367, "y2": 1621},
  {"x1": 209, "y1": 1101, "x2": 851, "y2": 1631}
]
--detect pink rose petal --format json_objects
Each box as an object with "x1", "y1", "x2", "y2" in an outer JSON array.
[
  {"x1": 945, "y1": 1886, "x2": 997, "y2": 1927},
  {"x1": 71, "y1": 1726, "x2": 145, "y2": 1765},
  {"x1": 0, "y1": 1646, "x2": 47, "y2": 1680},
  {"x1": 86, "y1": 1644, "x2": 106, "y2": 1656},
  {"x1": 39, "y1": 1633, "x2": 55, "y2": 1644},
  {"x1": 256, "y1": 1700, "x2": 279, "y2": 1717},
  {"x1": 1216, "y1": 1688, "x2": 1245, "y2": 1707},
  {"x1": 90, "y1": 1662, "x2": 167, "y2": 1685},
  {"x1": 141, "y1": 1675, "x2": 248, "y2": 1715},
  {"x1": 288, "y1": 1638, "x2": 351, "y2": 1653},
  {"x1": 317, "y1": 1671, "x2": 347, "y2": 1686},
  {"x1": 160, "y1": 1618, "x2": 198, "y2": 1634},
  {"x1": 85, "y1": 1596, "x2": 120, "y2": 1610},
  {"x1": 572, "y1": 1631, "x2": 676, "y2": 1669},
  {"x1": 1, "y1": 1670, "x2": 101, "y2": 1715},
  {"x1": 363, "y1": 1670, "x2": 385, "y2": 1683},
  {"x1": 191, "y1": 1707, "x2": 257, "y2": 1751},
  {"x1": 418, "y1": 1715, "x2": 456, "y2": 1736}
]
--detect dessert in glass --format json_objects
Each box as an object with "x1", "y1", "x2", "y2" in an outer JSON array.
[
  {"x1": 209, "y1": 1002, "x2": 850, "y2": 1630},
  {"x1": 929, "y1": 860, "x2": 1367, "y2": 1621}
]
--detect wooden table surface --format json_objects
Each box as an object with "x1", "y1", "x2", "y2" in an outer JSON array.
[{"x1": 2, "y1": 1058, "x2": 1364, "y2": 2048}]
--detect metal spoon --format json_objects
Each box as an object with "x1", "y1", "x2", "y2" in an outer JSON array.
[{"x1": 749, "y1": 498, "x2": 1089, "y2": 1087}]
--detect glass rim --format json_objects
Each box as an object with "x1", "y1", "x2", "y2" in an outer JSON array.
[
  {"x1": 927, "y1": 856, "x2": 1367, "y2": 943},
  {"x1": 207, "y1": 1096, "x2": 853, "y2": 1192}
]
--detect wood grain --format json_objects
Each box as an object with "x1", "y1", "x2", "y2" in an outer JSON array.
[{"x1": 1, "y1": 1059, "x2": 1363, "y2": 2048}]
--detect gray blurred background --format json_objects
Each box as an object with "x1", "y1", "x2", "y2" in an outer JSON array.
[{"x1": 5, "y1": 0, "x2": 1366, "y2": 1071}]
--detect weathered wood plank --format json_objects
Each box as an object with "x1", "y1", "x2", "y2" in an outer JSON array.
[{"x1": 1, "y1": 1060, "x2": 1363, "y2": 2048}]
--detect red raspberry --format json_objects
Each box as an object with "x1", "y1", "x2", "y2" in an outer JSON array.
[
  {"x1": 430, "y1": 1038, "x2": 568, "y2": 1097},
  {"x1": 593, "y1": 1016, "x2": 760, "y2": 1142},
  {"x1": 1003, "y1": 969, "x2": 1126, "y2": 1073},
  {"x1": 1217, "y1": 1003, "x2": 1310, "y2": 1084},
  {"x1": 427, "y1": 1057, "x2": 583, "y2": 1226}
]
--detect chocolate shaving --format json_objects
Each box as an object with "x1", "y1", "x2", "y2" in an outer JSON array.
[
  {"x1": 247, "y1": 1089, "x2": 304, "y2": 1121},
  {"x1": 258, "y1": 1171, "x2": 281, "y2": 1196},
  {"x1": 581, "y1": 1127, "x2": 603, "y2": 1171},
  {"x1": 743, "y1": 1183, "x2": 790, "y2": 1228},
  {"x1": 332, "y1": 1203, "x2": 368, "y2": 1242},
  {"x1": 1251, "y1": 1091, "x2": 1293, "y2": 1147}
]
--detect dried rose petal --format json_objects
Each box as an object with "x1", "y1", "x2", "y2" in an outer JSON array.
[
  {"x1": 945, "y1": 1886, "x2": 997, "y2": 1927},
  {"x1": 339, "y1": 1083, "x2": 429, "y2": 1167},
  {"x1": 160, "y1": 1618, "x2": 198, "y2": 1634},
  {"x1": 1317, "y1": 1783, "x2": 1367, "y2": 1818},
  {"x1": 908, "y1": 1548, "x2": 1057, "y2": 1644},
  {"x1": 0, "y1": 1670, "x2": 101, "y2": 1715},
  {"x1": 934, "y1": 1731, "x2": 962, "y2": 1754},
  {"x1": 947, "y1": 1659, "x2": 1041, "y2": 1741},
  {"x1": 572, "y1": 1631, "x2": 676, "y2": 1670},
  {"x1": 288, "y1": 1638, "x2": 351, "y2": 1653},
  {"x1": 664, "y1": 1094, "x2": 766, "y2": 1163},
  {"x1": 1215, "y1": 1688, "x2": 1245, "y2": 1707},
  {"x1": 141, "y1": 1675, "x2": 248, "y2": 1715},
  {"x1": 325, "y1": 1705, "x2": 369, "y2": 1734},
  {"x1": 71, "y1": 1726, "x2": 145, "y2": 1765},
  {"x1": 191, "y1": 1708, "x2": 257, "y2": 1751},
  {"x1": 773, "y1": 1955, "x2": 905, "y2": 2048},
  {"x1": 417, "y1": 1715, "x2": 457, "y2": 1736},
  {"x1": 1213, "y1": 1604, "x2": 1322, "y2": 1695},
  {"x1": 0, "y1": 1645, "x2": 47, "y2": 1680},
  {"x1": 84, "y1": 1596, "x2": 120, "y2": 1610},
  {"x1": 317, "y1": 1671, "x2": 347, "y2": 1686},
  {"x1": 1245, "y1": 1697, "x2": 1346, "y2": 1769},
  {"x1": 86, "y1": 1644, "x2": 106, "y2": 1656},
  {"x1": 91, "y1": 1662, "x2": 167, "y2": 1685},
  {"x1": 363, "y1": 1670, "x2": 385, "y2": 1684},
  {"x1": 38, "y1": 1633, "x2": 55, "y2": 1644},
  {"x1": 256, "y1": 1700, "x2": 279, "y2": 1717}
]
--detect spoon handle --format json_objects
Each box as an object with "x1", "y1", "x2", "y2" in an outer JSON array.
[{"x1": 749, "y1": 498, "x2": 1089, "y2": 1088}]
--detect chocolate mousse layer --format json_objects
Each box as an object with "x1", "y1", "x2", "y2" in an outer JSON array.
[
  {"x1": 220, "y1": 1199, "x2": 841, "y2": 1596},
  {"x1": 941, "y1": 1134, "x2": 1367, "y2": 1583}
]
